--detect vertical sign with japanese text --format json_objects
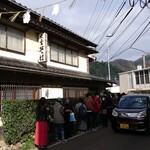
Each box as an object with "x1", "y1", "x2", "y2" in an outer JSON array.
[{"x1": 38, "y1": 32, "x2": 47, "y2": 63}]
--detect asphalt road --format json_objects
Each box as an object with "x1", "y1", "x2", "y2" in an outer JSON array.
[{"x1": 48, "y1": 126, "x2": 150, "y2": 150}]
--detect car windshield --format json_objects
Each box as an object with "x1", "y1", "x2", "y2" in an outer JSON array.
[{"x1": 117, "y1": 96, "x2": 148, "y2": 109}]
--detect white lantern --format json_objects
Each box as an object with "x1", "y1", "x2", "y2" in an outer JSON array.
[
  {"x1": 23, "y1": 10, "x2": 31, "y2": 24},
  {"x1": 52, "y1": 4, "x2": 59, "y2": 16}
]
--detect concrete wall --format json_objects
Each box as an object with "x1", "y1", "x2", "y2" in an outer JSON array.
[{"x1": 119, "y1": 73, "x2": 129, "y2": 94}]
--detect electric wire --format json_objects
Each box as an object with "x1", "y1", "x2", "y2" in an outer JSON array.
[
  {"x1": 93, "y1": 4, "x2": 129, "y2": 42},
  {"x1": 111, "y1": 7, "x2": 133, "y2": 36},
  {"x1": 94, "y1": 13, "x2": 149, "y2": 63},
  {"x1": 90, "y1": 0, "x2": 114, "y2": 40},
  {"x1": 102, "y1": 6, "x2": 144, "y2": 51},
  {"x1": 140, "y1": 0, "x2": 148, "y2": 8},
  {"x1": 86, "y1": 0, "x2": 108, "y2": 39},
  {"x1": 93, "y1": 0, "x2": 128, "y2": 44},
  {"x1": 109, "y1": 18, "x2": 150, "y2": 60},
  {"x1": 83, "y1": 0, "x2": 100, "y2": 37},
  {"x1": 90, "y1": 0, "x2": 122, "y2": 41},
  {"x1": 98, "y1": 5, "x2": 136, "y2": 50}
]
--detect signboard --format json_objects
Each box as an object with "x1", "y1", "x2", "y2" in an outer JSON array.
[{"x1": 38, "y1": 32, "x2": 47, "y2": 63}]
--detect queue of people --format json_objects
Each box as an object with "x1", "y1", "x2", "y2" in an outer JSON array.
[{"x1": 34, "y1": 92, "x2": 115, "y2": 149}]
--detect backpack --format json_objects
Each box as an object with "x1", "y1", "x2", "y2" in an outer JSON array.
[{"x1": 78, "y1": 104, "x2": 87, "y2": 119}]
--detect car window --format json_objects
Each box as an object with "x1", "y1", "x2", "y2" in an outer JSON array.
[{"x1": 117, "y1": 96, "x2": 148, "y2": 109}]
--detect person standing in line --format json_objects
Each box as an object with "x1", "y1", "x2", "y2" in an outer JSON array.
[
  {"x1": 64, "y1": 98, "x2": 74, "y2": 139},
  {"x1": 101, "y1": 95, "x2": 109, "y2": 127},
  {"x1": 93, "y1": 93, "x2": 101, "y2": 127},
  {"x1": 104, "y1": 92, "x2": 113, "y2": 122},
  {"x1": 53, "y1": 98, "x2": 67, "y2": 143},
  {"x1": 75, "y1": 98, "x2": 87, "y2": 132},
  {"x1": 34, "y1": 97, "x2": 49, "y2": 149},
  {"x1": 84, "y1": 93, "x2": 96, "y2": 131}
]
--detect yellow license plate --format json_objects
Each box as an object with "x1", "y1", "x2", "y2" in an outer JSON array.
[{"x1": 120, "y1": 124, "x2": 129, "y2": 129}]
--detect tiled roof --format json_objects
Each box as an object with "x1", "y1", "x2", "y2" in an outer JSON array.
[{"x1": 5, "y1": 0, "x2": 98, "y2": 48}]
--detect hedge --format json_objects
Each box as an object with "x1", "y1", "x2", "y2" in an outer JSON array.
[
  {"x1": 1, "y1": 98, "x2": 78, "y2": 145},
  {"x1": 2, "y1": 100, "x2": 37, "y2": 144}
]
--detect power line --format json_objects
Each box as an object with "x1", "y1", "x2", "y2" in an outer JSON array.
[
  {"x1": 95, "y1": 12, "x2": 149, "y2": 63},
  {"x1": 111, "y1": 7, "x2": 133, "y2": 36},
  {"x1": 86, "y1": 0, "x2": 108, "y2": 39},
  {"x1": 90, "y1": 0, "x2": 114, "y2": 40},
  {"x1": 98, "y1": 5, "x2": 136, "y2": 50},
  {"x1": 110, "y1": 18, "x2": 150, "y2": 60},
  {"x1": 105, "y1": 6, "x2": 144, "y2": 50},
  {"x1": 93, "y1": 0, "x2": 128, "y2": 44},
  {"x1": 92, "y1": 4, "x2": 128, "y2": 42},
  {"x1": 83, "y1": 0, "x2": 100, "y2": 37}
]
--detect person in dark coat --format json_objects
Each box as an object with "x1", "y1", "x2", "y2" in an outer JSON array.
[
  {"x1": 64, "y1": 98, "x2": 74, "y2": 139},
  {"x1": 34, "y1": 97, "x2": 49, "y2": 149},
  {"x1": 101, "y1": 96, "x2": 109, "y2": 127}
]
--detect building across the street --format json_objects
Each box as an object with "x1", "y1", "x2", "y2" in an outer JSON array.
[
  {"x1": 0, "y1": 0, "x2": 113, "y2": 103},
  {"x1": 119, "y1": 66, "x2": 150, "y2": 96}
]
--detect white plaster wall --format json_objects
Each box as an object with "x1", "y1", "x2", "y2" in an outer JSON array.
[
  {"x1": 47, "y1": 55, "x2": 88, "y2": 73},
  {"x1": 40, "y1": 88, "x2": 63, "y2": 99},
  {"x1": 0, "y1": 30, "x2": 39, "y2": 63},
  {"x1": 0, "y1": 28, "x2": 89, "y2": 73}
]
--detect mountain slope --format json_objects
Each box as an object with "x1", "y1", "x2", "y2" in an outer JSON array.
[{"x1": 90, "y1": 54, "x2": 150, "y2": 81}]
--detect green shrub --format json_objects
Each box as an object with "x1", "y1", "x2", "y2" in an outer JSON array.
[
  {"x1": 2, "y1": 100, "x2": 38, "y2": 144},
  {"x1": 1, "y1": 98, "x2": 78, "y2": 145},
  {"x1": 21, "y1": 138, "x2": 35, "y2": 150}
]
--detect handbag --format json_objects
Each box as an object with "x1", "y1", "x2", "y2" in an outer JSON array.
[{"x1": 70, "y1": 112, "x2": 76, "y2": 122}]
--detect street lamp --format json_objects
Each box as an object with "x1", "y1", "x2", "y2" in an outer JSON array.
[{"x1": 106, "y1": 33, "x2": 114, "y2": 80}]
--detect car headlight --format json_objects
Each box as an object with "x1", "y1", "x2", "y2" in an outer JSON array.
[
  {"x1": 112, "y1": 109, "x2": 118, "y2": 117},
  {"x1": 137, "y1": 111, "x2": 147, "y2": 119}
]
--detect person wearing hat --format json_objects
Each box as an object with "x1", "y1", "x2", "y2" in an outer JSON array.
[{"x1": 53, "y1": 98, "x2": 67, "y2": 143}]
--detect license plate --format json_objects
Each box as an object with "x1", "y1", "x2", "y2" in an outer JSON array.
[{"x1": 120, "y1": 124, "x2": 129, "y2": 129}]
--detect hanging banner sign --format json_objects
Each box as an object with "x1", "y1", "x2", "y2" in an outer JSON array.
[{"x1": 38, "y1": 32, "x2": 47, "y2": 63}]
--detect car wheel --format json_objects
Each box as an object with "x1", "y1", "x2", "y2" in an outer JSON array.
[{"x1": 146, "y1": 123, "x2": 150, "y2": 135}]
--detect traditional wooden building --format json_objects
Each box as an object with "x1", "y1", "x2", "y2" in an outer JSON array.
[{"x1": 0, "y1": 0, "x2": 112, "y2": 101}]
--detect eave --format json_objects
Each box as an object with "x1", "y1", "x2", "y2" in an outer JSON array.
[{"x1": 0, "y1": 0, "x2": 98, "y2": 54}]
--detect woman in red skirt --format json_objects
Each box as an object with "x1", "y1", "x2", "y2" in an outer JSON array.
[{"x1": 34, "y1": 97, "x2": 49, "y2": 149}]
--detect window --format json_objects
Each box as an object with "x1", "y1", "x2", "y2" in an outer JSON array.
[
  {"x1": 1, "y1": 85, "x2": 40, "y2": 100},
  {"x1": 58, "y1": 46, "x2": 65, "y2": 63},
  {"x1": 63, "y1": 88, "x2": 88, "y2": 98},
  {"x1": 135, "y1": 72, "x2": 139, "y2": 85},
  {"x1": 145, "y1": 70, "x2": 149, "y2": 84},
  {"x1": 72, "y1": 51, "x2": 78, "y2": 66},
  {"x1": 66, "y1": 49, "x2": 72, "y2": 65},
  {"x1": 0, "y1": 25, "x2": 24, "y2": 53},
  {"x1": 51, "y1": 44, "x2": 58, "y2": 61},
  {"x1": 0, "y1": 25, "x2": 6, "y2": 48},
  {"x1": 140, "y1": 71, "x2": 144, "y2": 84},
  {"x1": 7, "y1": 27, "x2": 24, "y2": 53},
  {"x1": 128, "y1": 73, "x2": 133, "y2": 89},
  {"x1": 50, "y1": 43, "x2": 78, "y2": 66}
]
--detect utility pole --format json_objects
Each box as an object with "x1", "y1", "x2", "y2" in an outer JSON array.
[{"x1": 106, "y1": 34, "x2": 114, "y2": 80}]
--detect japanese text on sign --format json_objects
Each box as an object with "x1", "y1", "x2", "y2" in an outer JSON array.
[{"x1": 38, "y1": 33, "x2": 47, "y2": 62}]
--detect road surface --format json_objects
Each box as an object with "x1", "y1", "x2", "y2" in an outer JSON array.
[{"x1": 48, "y1": 126, "x2": 150, "y2": 150}]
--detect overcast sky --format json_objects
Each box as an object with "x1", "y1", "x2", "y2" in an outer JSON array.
[{"x1": 16, "y1": 0, "x2": 150, "y2": 62}]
